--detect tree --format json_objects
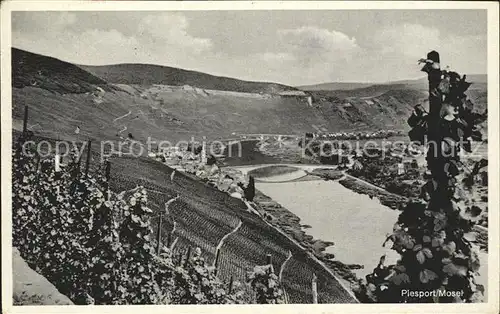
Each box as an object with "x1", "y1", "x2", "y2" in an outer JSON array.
[
  {"x1": 357, "y1": 51, "x2": 485, "y2": 303},
  {"x1": 244, "y1": 176, "x2": 256, "y2": 202}
]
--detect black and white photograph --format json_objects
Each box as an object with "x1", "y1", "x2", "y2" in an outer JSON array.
[{"x1": 1, "y1": 1, "x2": 499, "y2": 312}]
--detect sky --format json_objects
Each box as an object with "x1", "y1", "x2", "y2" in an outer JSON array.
[{"x1": 12, "y1": 10, "x2": 487, "y2": 86}]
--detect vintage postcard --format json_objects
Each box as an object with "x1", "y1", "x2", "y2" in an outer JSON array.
[{"x1": 1, "y1": 1, "x2": 499, "y2": 313}]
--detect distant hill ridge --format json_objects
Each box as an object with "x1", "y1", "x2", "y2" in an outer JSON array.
[
  {"x1": 298, "y1": 74, "x2": 487, "y2": 92},
  {"x1": 79, "y1": 63, "x2": 297, "y2": 94}
]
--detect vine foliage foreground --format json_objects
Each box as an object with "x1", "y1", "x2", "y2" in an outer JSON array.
[
  {"x1": 12, "y1": 134, "x2": 284, "y2": 305},
  {"x1": 356, "y1": 51, "x2": 486, "y2": 303}
]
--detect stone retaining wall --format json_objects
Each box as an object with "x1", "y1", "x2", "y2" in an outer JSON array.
[{"x1": 12, "y1": 248, "x2": 73, "y2": 305}]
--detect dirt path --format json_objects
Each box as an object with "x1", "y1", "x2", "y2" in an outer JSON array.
[
  {"x1": 214, "y1": 220, "x2": 243, "y2": 266},
  {"x1": 278, "y1": 250, "x2": 293, "y2": 282},
  {"x1": 279, "y1": 250, "x2": 293, "y2": 303},
  {"x1": 118, "y1": 125, "x2": 127, "y2": 134}
]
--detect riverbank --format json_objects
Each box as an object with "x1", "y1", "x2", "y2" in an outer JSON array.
[
  {"x1": 252, "y1": 187, "x2": 363, "y2": 287},
  {"x1": 338, "y1": 176, "x2": 407, "y2": 211},
  {"x1": 338, "y1": 173, "x2": 488, "y2": 252},
  {"x1": 235, "y1": 166, "x2": 404, "y2": 284}
]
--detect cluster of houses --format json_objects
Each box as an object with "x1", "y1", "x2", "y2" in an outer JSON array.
[
  {"x1": 351, "y1": 146, "x2": 423, "y2": 176},
  {"x1": 306, "y1": 129, "x2": 403, "y2": 140},
  {"x1": 148, "y1": 146, "x2": 251, "y2": 200}
]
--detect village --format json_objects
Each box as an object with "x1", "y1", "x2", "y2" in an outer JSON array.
[{"x1": 148, "y1": 144, "x2": 254, "y2": 201}]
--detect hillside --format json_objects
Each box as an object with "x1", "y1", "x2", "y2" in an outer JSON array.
[
  {"x1": 11, "y1": 47, "x2": 487, "y2": 143},
  {"x1": 10, "y1": 48, "x2": 359, "y2": 302},
  {"x1": 303, "y1": 74, "x2": 487, "y2": 130},
  {"x1": 12, "y1": 48, "x2": 116, "y2": 94},
  {"x1": 80, "y1": 63, "x2": 297, "y2": 94}
]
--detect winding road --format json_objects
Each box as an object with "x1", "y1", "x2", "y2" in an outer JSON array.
[{"x1": 113, "y1": 110, "x2": 132, "y2": 123}]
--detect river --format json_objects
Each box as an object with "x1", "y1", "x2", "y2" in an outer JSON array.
[
  {"x1": 256, "y1": 178, "x2": 400, "y2": 279},
  {"x1": 249, "y1": 171, "x2": 488, "y2": 298}
]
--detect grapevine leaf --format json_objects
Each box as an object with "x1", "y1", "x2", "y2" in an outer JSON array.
[
  {"x1": 419, "y1": 269, "x2": 438, "y2": 283},
  {"x1": 442, "y1": 241, "x2": 456, "y2": 256},
  {"x1": 422, "y1": 248, "x2": 433, "y2": 258},
  {"x1": 416, "y1": 250, "x2": 426, "y2": 264},
  {"x1": 443, "y1": 263, "x2": 467, "y2": 277},
  {"x1": 389, "y1": 273, "x2": 411, "y2": 286},
  {"x1": 432, "y1": 237, "x2": 444, "y2": 247}
]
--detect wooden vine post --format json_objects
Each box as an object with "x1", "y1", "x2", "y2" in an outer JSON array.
[
  {"x1": 84, "y1": 140, "x2": 92, "y2": 176},
  {"x1": 22, "y1": 106, "x2": 29, "y2": 136},
  {"x1": 213, "y1": 249, "x2": 221, "y2": 276},
  {"x1": 156, "y1": 212, "x2": 163, "y2": 255},
  {"x1": 228, "y1": 276, "x2": 234, "y2": 294},
  {"x1": 266, "y1": 254, "x2": 273, "y2": 274},
  {"x1": 423, "y1": 51, "x2": 459, "y2": 206},
  {"x1": 311, "y1": 273, "x2": 318, "y2": 304}
]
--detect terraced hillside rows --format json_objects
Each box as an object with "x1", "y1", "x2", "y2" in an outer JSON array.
[
  {"x1": 107, "y1": 156, "x2": 356, "y2": 303},
  {"x1": 217, "y1": 221, "x2": 289, "y2": 296}
]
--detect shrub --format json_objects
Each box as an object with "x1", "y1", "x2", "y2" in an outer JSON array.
[
  {"x1": 11, "y1": 136, "x2": 255, "y2": 305},
  {"x1": 171, "y1": 247, "x2": 245, "y2": 304},
  {"x1": 247, "y1": 265, "x2": 285, "y2": 304}
]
